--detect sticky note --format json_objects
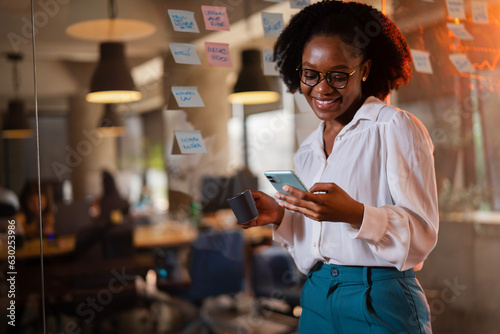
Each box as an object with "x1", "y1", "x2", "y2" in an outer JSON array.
[
  {"x1": 447, "y1": 23, "x2": 474, "y2": 40},
  {"x1": 168, "y1": 9, "x2": 200, "y2": 33},
  {"x1": 261, "y1": 12, "x2": 285, "y2": 39},
  {"x1": 290, "y1": 0, "x2": 311, "y2": 9},
  {"x1": 201, "y1": 6, "x2": 230, "y2": 31},
  {"x1": 172, "y1": 130, "x2": 207, "y2": 154},
  {"x1": 410, "y1": 49, "x2": 433, "y2": 74},
  {"x1": 263, "y1": 49, "x2": 279, "y2": 76},
  {"x1": 169, "y1": 43, "x2": 201, "y2": 65},
  {"x1": 445, "y1": 0, "x2": 466, "y2": 19},
  {"x1": 172, "y1": 86, "x2": 205, "y2": 107},
  {"x1": 449, "y1": 54, "x2": 476, "y2": 74},
  {"x1": 204, "y1": 42, "x2": 232, "y2": 67},
  {"x1": 471, "y1": 2, "x2": 489, "y2": 24}
]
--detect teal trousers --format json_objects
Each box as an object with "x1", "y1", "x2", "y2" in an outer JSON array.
[{"x1": 298, "y1": 263, "x2": 432, "y2": 333}]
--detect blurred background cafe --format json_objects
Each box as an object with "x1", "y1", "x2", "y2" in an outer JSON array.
[{"x1": 1, "y1": 0, "x2": 500, "y2": 333}]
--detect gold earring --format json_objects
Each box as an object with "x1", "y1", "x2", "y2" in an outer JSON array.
[{"x1": 362, "y1": 77, "x2": 367, "y2": 82}]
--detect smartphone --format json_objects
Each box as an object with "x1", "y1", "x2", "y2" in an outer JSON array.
[{"x1": 264, "y1": 170, "x2": 310, "y2": 196}]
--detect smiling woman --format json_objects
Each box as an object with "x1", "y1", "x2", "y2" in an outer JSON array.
[{"x1": 242, "y1": 1, "x2": 438, "y2": 333}]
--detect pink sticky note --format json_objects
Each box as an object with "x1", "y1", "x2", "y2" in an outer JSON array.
[
  {"x1": 201, "y1": 6, "x2": 230, "y2": 31},
  {"x1": 205, "y1": 42, "x2": 232, "y2": 67}
]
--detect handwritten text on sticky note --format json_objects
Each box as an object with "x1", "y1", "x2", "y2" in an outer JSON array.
[
  {"x1": 168, "y1": 10, "x2": 200, "y2": 33},
  {"x1": 172, "y1": 86, "x2": 205, "y2": 107},
  {"x1": 169, "y1": 43, "x2": 201, "y2": 65},
  {"x1": 449, "y1": 54, "x2": 476, "y2": 74},
  {"x1": 201, "y1": 6, "x2": 230, "y2": 31},
  {"x1": 173, "y1": 130, "x2": 207, "y2": 154},
  {"x1": 263, "y1": 49, "x2": 279, "y2": 76},
  {"x1": 205, "y1": 42, "x2": 232, "y2": 67},
  {"x1": 445, "y1": 0, "x2": 466, "y2": 19},
  {"x1": 447, "y1": 23, "x2": 474, "y2": 40},
  {"x1": 472, "y1": 2, "x2": 489, "y2": 24},
  {"x1": 410, "y1": 49, "x2": 433, "y2": 74},
  {"x1": 290, "y1": 0, "x2": 311, "y2": 9},
  {"x1": 261, "y1": 12, "x2": 284, "y2": 39}
]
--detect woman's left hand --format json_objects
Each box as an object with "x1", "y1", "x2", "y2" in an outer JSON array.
[{"x1": 275, "y1": 182, "x2": 364, "y2": 227}]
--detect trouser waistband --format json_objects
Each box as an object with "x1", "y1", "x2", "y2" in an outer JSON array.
[{"x1": 308, "y1": 262, "x2": 415, "y2": 284}]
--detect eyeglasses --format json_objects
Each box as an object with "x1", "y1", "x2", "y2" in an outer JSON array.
[{"x1": 296, "y1": 63, "x2": 362, "y2": 89}]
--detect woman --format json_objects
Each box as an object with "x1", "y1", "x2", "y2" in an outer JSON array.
[
  {"x1": 242, "y1": 1, "x2": 438, "y2": 333},
  {"x1": 17, "y1": 181, "x2": 55, "y2": 239},
  {"x1": 92, "y1": 170, "x2": 130, "y2": 225}
]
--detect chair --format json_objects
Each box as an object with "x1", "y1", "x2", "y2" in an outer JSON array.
[
  {"x1": 251, "y1": 245, "x2": 305, "y2": 331},
  {"x1": 157, "y1": 229, "x2": 246, "y2": 334},
  {"x1": 54, "y1": 200, "x2": 91, "y2": 236},
  {"x1": 47, "y1": 220, "x2": 141, "y2": 332}
]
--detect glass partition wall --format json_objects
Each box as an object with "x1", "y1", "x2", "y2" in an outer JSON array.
[{"x1": 1, "y1": 1, "x2": 500, "y2": 333}]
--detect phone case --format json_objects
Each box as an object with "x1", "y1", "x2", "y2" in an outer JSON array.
[{"x1": 264, "y1": 170, "x2": 309, "y2": 196}]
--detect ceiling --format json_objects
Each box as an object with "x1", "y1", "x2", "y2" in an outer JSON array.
[
  {"x1": 4, "y1": 0, "x2": 486, "y2": 113},
  {"x1": 0, "y1": 0, "x2": 281, "y2": 111}
]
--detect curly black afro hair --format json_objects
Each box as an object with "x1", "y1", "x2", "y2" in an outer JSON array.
[{"x1": 273, "y1": 0, "x2": 412, "y2": 100}]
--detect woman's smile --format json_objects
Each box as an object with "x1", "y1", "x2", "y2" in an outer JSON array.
[{"x1": 312, "y1": 96, "x2": 341, "y2": 110}]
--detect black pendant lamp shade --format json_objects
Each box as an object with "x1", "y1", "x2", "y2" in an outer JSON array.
[
  {"x1": 2, "y1": 53, "x2": 33, "y2": 139},
  {"x1": 228, "y1": 49, "x2": 280, "y2": 105},
  {"x1": 86, "y1": 42, "x2": 142, "y2": 103},
  {"x1": 97, "y1": 104, "x2": 125, "y2": 137},
  {"x1": 2, "y1": 99, "x2": 33, "y2": 139}
]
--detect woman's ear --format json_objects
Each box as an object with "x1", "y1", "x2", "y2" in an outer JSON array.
[{"x1": 362, "y1": 59, "x2": 372, "y2": 81}]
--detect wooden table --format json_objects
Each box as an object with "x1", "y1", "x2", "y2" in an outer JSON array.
[
  {"x1": 0, "y1": 222, "x2": 198, "y2": 261},
  {"x1": 0, "y1": 220, "x2": 272, "y2": 260},
  {"x1": 0, "y1": 214, "x2": 272, "y2": 260}
]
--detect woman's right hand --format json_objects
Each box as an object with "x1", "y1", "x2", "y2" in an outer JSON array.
[{"x1": 240, "y1": 190, "x2": 284, "y2": 229}]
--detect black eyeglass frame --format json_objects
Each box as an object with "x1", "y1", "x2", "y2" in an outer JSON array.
[{"x1": 296, "y1": 63, "x2": 363, "y2": 89}]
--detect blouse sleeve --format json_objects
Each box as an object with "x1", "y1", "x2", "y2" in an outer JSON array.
[{"x1": 349, "y1": 111, "x2": 439, "y2": 271}]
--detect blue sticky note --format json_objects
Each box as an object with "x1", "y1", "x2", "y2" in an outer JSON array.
[
  {"x1": 172, "y1": 130, "x2": 207, "y2": 154},
  {"x1": 447, "y1": 23, "x2": 474, "y2": 40},
  {"x1": 410, "y1": 49, "x2": 433, "y2": 74},
  {"x1": 168, "y1": 9, "x2": 200, "y2": 33},
  {"x1": 261, "y1": 12, "x2": 284, "y2": 39},
  {"x1": 172, "y1": 86, "x2": 205, "y2": 107},
  {"x1": 169, "y1": 43, "x2": 201, "y2": 65},
  {"x1": 290, "y1": 0, "x2": 311, "y2": 9},
  {"x1": 449, "y1": 54, "x2": 476, "y2": 74},
  {"x1": 472, "y1": 2, "x2": 489, "y2": 24},
  {"x1": 263, "y1": 49, "x2": 279, "y2": 76},
  {"x1": 445, "y1": 0, "x2": 466, "y2": 19}
]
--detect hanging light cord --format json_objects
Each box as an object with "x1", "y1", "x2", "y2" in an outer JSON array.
[
  {"x1": 30, "y1": 0, "x2": 47, "y2": 333},
  {"x1": 11, "y1": 58, "x2": 20, "y2": 99},
  {"x1": 108, "y1": 0, "x2": 118, "y2": 19}
]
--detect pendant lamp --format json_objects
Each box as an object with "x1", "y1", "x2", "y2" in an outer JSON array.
[
  {"x1": 2, "y1": 53, "x2": 33, "y2": 139},
  {"x1": 86, "y1": 42, "x2": 142, "y2": 103},
  {"x1": 2, "y1": 100, "x2": 33, "y2": 139},
  {"x1": 228, "y1": 49, "x2": 280, "y2": 105},
  {"x1": 65, "y1": 0, "x2": 155, "y2": 104},
  {"x1": 97, "y1": 104, "x2": 125, "y2": 137},
  {"x1": 65, "y1": 0, "x2": 156, "y2": 42}
]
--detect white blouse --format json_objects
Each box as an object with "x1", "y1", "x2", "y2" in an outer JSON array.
[{"x1": 273, "y1": 97, "x2": 439, "y2": 274}]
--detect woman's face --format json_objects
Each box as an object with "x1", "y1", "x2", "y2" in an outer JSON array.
[
  {"x1": 300, "y1": 35, "x2": 371, "y2": 125},
  {"x1": 27, "y1": 194, "x2": 46, "y2": 213}
]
